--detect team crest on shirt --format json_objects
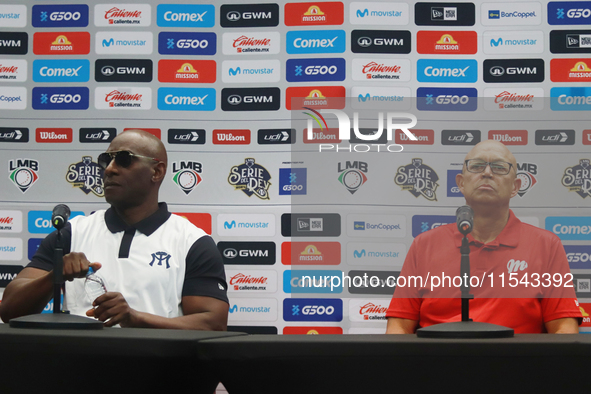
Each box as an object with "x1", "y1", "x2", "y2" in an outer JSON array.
[
  {"x1": 66, "y1": 156, "x2": 104, "y2": 197},
  {"x1": 149, "y1": 251, "x2": 171, "y2": 269},
  {"x1": 394, "y1": 158, "x2": 439, "y2": 201},
  {"x1": 227, "y1": 158, "x2": 271, "y2": 200},
  {"x1": 171, "y1": 160, "x2": 203, "y2": 195},
  {"x1": 561, "y1": 159, "x2": 591, "y2": 199}
]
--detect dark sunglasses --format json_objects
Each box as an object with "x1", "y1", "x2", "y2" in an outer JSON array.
[{"x1": 97, "y1": 150, "x2": 161, "y2": 170}]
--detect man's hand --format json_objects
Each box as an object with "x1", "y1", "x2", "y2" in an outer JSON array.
[
  {"x1": 86, "y1": 292, "x2": 137, "y2": 327},
  {"x1": 62, "y1": 252, "x2": 101, "y2": 281}
]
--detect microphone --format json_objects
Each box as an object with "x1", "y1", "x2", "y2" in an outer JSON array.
[
  {"x1": 456, "y1": 205, "x2": 473, "y2": 235},
  {"x1": 52, "y1": 204, "x2": 71, "y2": 230}
]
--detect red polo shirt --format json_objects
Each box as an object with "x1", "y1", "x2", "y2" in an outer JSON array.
[{"x1": 386, "y1": 210, "x2": 582, "y2": 333}]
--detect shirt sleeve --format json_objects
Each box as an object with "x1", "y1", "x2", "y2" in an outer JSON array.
[
  {"x1": 27, "y1": 224, "x2": 72, "y2": 272},
  {"x1": 182, "y1": 235, "x2": 229, "y2": 304}
]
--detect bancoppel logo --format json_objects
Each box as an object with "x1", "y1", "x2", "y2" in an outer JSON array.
[
  {"x1": 32, "y1": 4, "x2": 88, "y2": 28},
  {"x1": 282, "y1": 242, "x2": 341, "y2": 265},
  {"x1": 349, "y1": 299, "x2": 389, "y2": 322},
  {"x1": 395, "y1": 129, "x2": 434, "y2": 145},
  {"x1": 515, "y1": 162, "x2": 538, "y2": 197},
  {"x1": 417, "y1": 59, "x2": 477, "y2": 83},
  {"x1": 489, "y1": 130, "x2": 529, "y2": 146},
  {"x1": 483, "y1": 59, "x2": 544, "y2": 83},
  {"x1": 95, "y1": 59, "x2": 152, "y2": 83},
  {"x1": 0, "y1": 87, "x2": 26, "y2": 110},
  {"x1": 281, "y1": 213, "x2": 341, "y2": 237},
  {"x1": 227, "y1": 298, "x2": 277, "y2": 322},
  {"x1": 158, "y1": 32, "x2": 216, "y2": 56},
  {"x1": 286, "y1": 86, "x2": 346, "y2": 110},
  {"x1": 417, "y1": 87, "x2": 477, "y2": 111},
  {"x1": 285, "y1": 2, "x2": 344, "y2": 26},
  {"x1": 551, "y1": 58, "x2": 591, "y2": 82},
  {"x1": 547, "y1": 216, "x2": 591, "y2": 240},
  {"x1": 442, "y1": 130, "x2": 481, "y2": 145},
  {"x1": 0, "y1": 5, "x2": 27, "y2": 28},
  {"x1": 227, "y1": 270, "x2": 277, "y2": 292},
  {"x1": 548, "y1": 2, "x2": 591, "y2": 25},
  {"x1": 535, "y1": 129, "x2": 575, "y2": 145},
  {"x1": 0, "y1": 211, "x2": 22, "y2": 233},
  {"x1": 217, "y1": 214, "x2": 276, "y2": 237},
  {"x1": 347, "y1": 214, "x2": 405, "y2": 238},
  {"x1": 0, "y1": 238, "x2": 22, "y2": 262},
  {"x1": 481, "y1": 2, "x2": 542, "y2": 26},
  {"x1": 550, "y1": 30, "x2": 591, "y2": 53},
  {"x1": 158, "y1": 88, "x2": 216, "y2": 111},
  {"x1": 168, "y1": 129, "x2": 205, "y2": 145},
  {"x1": 80, "y1": 128, "x2": 116, "y2": 143},
  {"x1": 218, "y1": 241, "x2": 276, "y2": 265},
  {"x1": 159, "y1": 59, "x2": 216, "y2": 84},
  {"x1": 36, "y1": 128, "x2": 73, "y2": 143},
  {"x1": 337, "y1": 161, "x2": 367, "y2": 194},
  {"x1": 283, "y1": 299, "x2": 343, "y2": 322},
  {"x1": 0, "y1": 128, "x2": 28, "y2": 143},
  {"x1": 551, "y1": 87, "x2": 591, "y2": 111},
  {"x1": 33, "y1": 59, "x2": 88, "y2": 83},
  {"x1": 415, "y1": 2, "x2": 475, "y2": 26},
  {"x1": 0, "y1": 59, "x2": 26, "y2": 82},
  {"x1": 213, "y1": 129, "x2": 250, "y2": 145},
  {"x1": 32, "y1": 87, "x2": 89, "y2": 110},
  {"x1": 351, "y1": 30, "x2": 411, "y2": 54},
  {"x1": 352, "y1": 58, "x2": 410, "y2": 81},
  {"x1": 228, "y1": 158, "x2": 271, "y2": 199},
  {"x1": 411, "y1": 215, "x2": 455, "y2": 237},
  {"x1": 347, "y1": 242, "x2": 406, "y2": 266},
  {"x1": 66, "y1": 156, "x2": 104, "y2": 197},
  {"x1": 258, "y1": 129, "x2": 295, "y2": 145},
  {"x1": 221, "y1": 4, "x2": 279, "y2": 28},
  {"x1": 562, "y1": 159, "x2": 591, "y2": 199},
  {"x1": 96, "y1": 32, "x2": 153, "y2": 55},
  {"x1": 279, "y1": 168, "x2": 307, "y2": 195},
  {"x1": 0, "y1": 32, "x2": 28, "y2": 55},
  {"x1": 447, "y1": 169, "x2": 463, "y2": 197},
  {"x1": 350, "y1": 2, "x2": 409, "y2": 25},
  {"x1": 222, "y1": 87, "x2": 280, "y2": 111},
  {"x1": 283, "y1": 270, "x2": 343, "y2": 294},
  {"x1": 394, "y1": 158, "x2": 440, "y2": 201},
  {"x1": 286, "y1": 30, "x2": 346, "y2": 54},
  {"x1": 417, "y1": 31, "x2": 478, "y2": 54},
  {"x1": 8, "y1": 159, "x2": 39, "y2": 193},
  {"x1": 95, "y1": 87, "x2": 152, "y2": 110},
  {"x1": 483, "y1": 31, "x2": 544, "y2": 54},
  {"x1": 286, "y1": 58, "x2": 345, "y2": 83},
  {"x1": 222, "y1": 59, "x2": 280, "y2": 83},
  {"x1": 565, "y1": 245, "x2": 591, "y2": 268},
  {"x1": 171, "y1": 160, "x2": 202, "y2": 195},
  {"x1": 483, "y1": 88, "x2": 544, "y2": 111},
  {"x1": 33, "y1": 32, "x2": 90, "y2": 55},
  {"x1": 94, "y1": 4, "x2": 151, "y2": 26},
  {"x1": 157, "y1": 4, "x2": 214, "y2": 28},
  {"x1": 222, "y1": 32, "x2": 280, "y2": 55},
  {"x1": 352, "y1": 87, "x2": 411, "y2": 110}
]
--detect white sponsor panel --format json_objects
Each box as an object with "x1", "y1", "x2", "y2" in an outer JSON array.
[
  {"x1": 0, "y1": 59, "x2": 27, "y2": 82},
  {"x1": 351, "y1": 86, "x2": 411, "y2": 110},
  {"x1": 222, "y1": 59, "x2": 281, "y2": 83},
  {"x1": 347, "y1": 214, "x2": 406, "y2": 238},
  {"x1": 349, "y1": 299, "x2": 389, "y2": 322},
  {"x1": 0, "y1": 211, "x2": 22, "y2": 233},
  {"x1": 481, "y1": 2, "x2": 542, "y2": 26},
  {"x1": 95, "y1": 87, "x2": 152, "y2": 110},
  {"x1": 484, "y1": 88, "x2": 544, "y2": 111},
  {"x1": 350, "y1": 2, "x2": 409, "y2": 25},
  {"x1": 94, "y1": 4, "x2": 151, "y2": 26},
  {"x1": 226, "y1": 270, "x2": 277, "y2": 293},
  {"x1": 0, "y1": 237, "x2": 22, "y2": 261},
  {"x1": 222, "y1": 32, "x2": 281, "y2": 55},
  {"x1": 95, "y1": 31, "x2": 153, "y2": 55},
  {"x1": 483, "y1": 31, "x2": 544, "y2": 54},
  {"x1": 346, "y1": 242, "x2": 406, "y2": 266},
  {"x1": 217, "y1": 214, "x2": 276, "y2": 237},
  {"x1": 0, "y1": 5, "x2": 27, "y2": 28},
  {"x1": 352, "y1": 58, "x2": 411, "y2": 82},
  {"x1": 0, "y1": 87, "x2": 26, "y2": 110},
  {"x1": 228, "y1": 297, "x2": 277, "y2": 322}
]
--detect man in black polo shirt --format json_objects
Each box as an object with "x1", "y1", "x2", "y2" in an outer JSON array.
[{"x1": 0, "y1": 129, "x2": 229, "y2": 329}]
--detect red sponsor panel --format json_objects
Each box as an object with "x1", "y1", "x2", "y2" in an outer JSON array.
[
  {"x1": 213, "y1": 129, "x2": 250, "y2": 145},
  {"x1": 584, "y1": 130, "x2": 591, "y2": 145},
  {"x1": 550, "y1": 58, "x2": 591, "y2": 82},
  {"x1": 173, "y1": 213, "x2": 212, "y2": 235},
  {"x1": 158, "y1": 60, "x2": 216, "y2": 83},
  {"x1": 580, "y1": 303, "x2": 591, "y2": 327},
  {"x1": 33, "y1": 32, "x2": 90, "y2": 55},
  {"x1": 36, "y1": 128, "x2": 73, "y2": 143},
  {"x1": 284, "y1": 2, "x2": 344, "y2": 26},
  {"x1": 488, "y1": 130, "x2": 528, "y2": 145},
  {"x1": 416, "y1": 31, "x2": 477, "y2": 54},
  {"x1": 283, "y1": 326, "x2": 343, "y2": 334},
  {"x1": 123, "y1": 128, "x2": 161, "y2": 139},
  {"x1": 286, "y1": 86, "x2": 346, "y2": 110},
  {"x1": 302, "y1": 128, "x2": 341, "y2": 144},
  {"x1": 394, "y1": 129, "x2": 434, "y2": 145},
  {"x1": 281, "y1": 242, "x2": 341, "y2": 265}
]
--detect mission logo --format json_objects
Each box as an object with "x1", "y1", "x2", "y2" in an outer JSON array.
[
  {"x1": 228, "y1": 158, "x2": 271, "y2": 200},
  {"x1": 66, "y1": 156, "x2": 104, "y2": 197},
  {"x1": 394, "y1": 158, "x2": 439, "y2": 201},
  {"x1": 171, "y1": 160, "x2": 203, "y2": 195}
]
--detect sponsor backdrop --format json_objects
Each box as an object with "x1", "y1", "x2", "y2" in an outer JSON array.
[{"x1": 0, "y1": 0, "x2": 591, "y2": 338}]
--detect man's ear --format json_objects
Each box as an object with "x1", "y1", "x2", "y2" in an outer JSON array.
[
  {"x1": 152, "y1": 162, "x2": 166, "y2": 183},
  {"x1": 456, "y1": 172, "x2": 465, "y2": 194},
  {"x1": 510, "y1": 175, "x2": 522, "y2": 198}
]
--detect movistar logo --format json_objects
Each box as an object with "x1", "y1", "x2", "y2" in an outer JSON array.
[
  {"x1": 224, "y1": 221, "x2": 236, "y2": 229},
  {"x1": 102, "y1": 38, "x2": 114, "y2": 47},
  {"x1": 358, "y1": 93, "x2": 370, "y2": 102},
  {"x1": 229, "y1": 304, "x2": 238, "y2": 313},
  {"x1": 229, "y1": 67, "x2": 240, "y2": 76},
  {"x1": 354, "y1": 249, "x2": 366, "y2": 258},
  {"x1": 490, "y1": 38, "x2": 503, "y2": 47},
  {"x1": 357, "y1": 9, "x2": 369, "y2": 18}
]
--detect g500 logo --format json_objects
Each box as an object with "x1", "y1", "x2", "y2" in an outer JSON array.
[
  {"x1": 172, "y1": 160, "x2": 202, "y2": 195},
  {"x1": 228, "y1": 158, "x2": 271, "y2": 200},
  {"x1": 66, "y1": 156, "x2": 104, "y2": 197},
  {"x1": 562, "y1": 159, "x2": 591, "y2": 198},
  {"x1": 394, "y1": 158, "x2": 439, "y2": 201}
]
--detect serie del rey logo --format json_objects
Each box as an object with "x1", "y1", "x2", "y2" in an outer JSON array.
[
  {"x1": 171, "y1": 160, "x2": 203, "y2": 195},
  {"x1": 228, "y1": 158, "x2": 271, "y2": 200},
  {"x1": 394, "y1": 158, "x2": 439, "y2": 201},
  {"x1": 8, "y1": 158, "x2": 39, "y2": 193},
  {"x1": 562, "y1": 159, "x2": 591, "y2": 198},
  {"x1": 66, "y1": 156, "x2": 104, "y2": 197}
]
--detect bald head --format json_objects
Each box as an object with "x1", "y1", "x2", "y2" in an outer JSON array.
[{"x1": 115, "y1": 129, "x2": 168, "y2": 169}]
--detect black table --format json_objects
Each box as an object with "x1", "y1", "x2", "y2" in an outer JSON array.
[
  {"x1": 198, "y1": 334, "x2": 591, "y2": 394},
  {"x1": 0, "y1": 325, "x2": 245, "y2": 394}
]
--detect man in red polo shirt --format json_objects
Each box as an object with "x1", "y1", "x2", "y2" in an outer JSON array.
[{"x1": 386, "y1": 140, "x2": 581, "y2": 334}]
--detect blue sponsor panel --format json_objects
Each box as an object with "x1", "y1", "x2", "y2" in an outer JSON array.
[
  {"x1": 546, "y1": 217, "x2": 591, "y2": 240},
  {"x1": 283, "y1": 298, "x2": 343, "y2": 322},
  {"x1": 286, "y1": 30, "x2": 346, "y2": 54},
  {"x1": 286, "y1": 58, "x2": 346, "y2": 82},
  {"x1": 157, "y1": 88, "x2": 216, "y2": 111},
  {"x1": 157, "y1": 4, "x2": 215, "y2": 27},
  {"x1": 447, "y1": 169, "x2": 463, "y2": 197},
  {"x1": 548, "y1": 2, "x2": 591, "y2": 25},
  {"x1": 565, "y1": 245, "x2": 591, "y2": 269},
  {"x1": 417, "y1": 87, "x2": 477, "y2": 111},
  {"x1": 158, "y1": 32, "x2": 217, "y2": 55},
  {"x1": 27, "y1": 238, "x2": 43, "y2": 260},
  {"x1": 550, "y1": 87, "x2": 591, "y2": 111},
  {"x1": 411, "y1": 215, "x2": 456, "y2": 238},
  {"x1": 417, "y1": 59, "x2": 478, "y2": 83},
  {"x1": 279, "y1": 168, "x2": 307, "y2": 195},
  {"x1": 32, "y1": 59, "x2": 90, "y2": 83},
  {"x1": 32, "y1": 87, "x2": 89, "y2": 110},
  {"x1": 28, "y1": 211, "x2": 85, "y2": 234},
  {"x1": 32, "y1": 4, "x2": 89, "y2": 28},
  {"x1": 283, "y1": 270, "x2": 343, "y2": 294}
]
